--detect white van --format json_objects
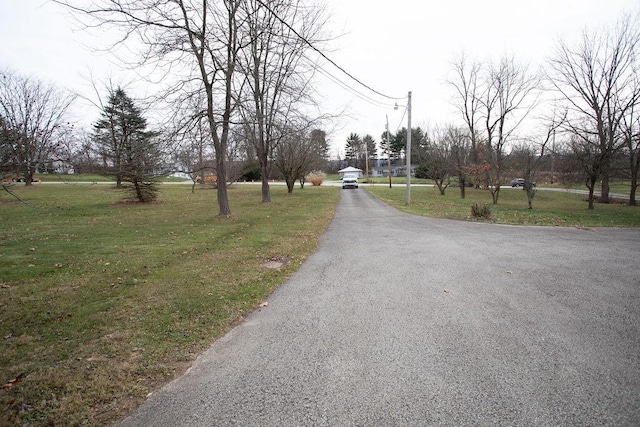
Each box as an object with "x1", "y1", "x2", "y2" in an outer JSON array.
[{"x1": 342, "y1": 174, "x2": 359, "y2": 189}]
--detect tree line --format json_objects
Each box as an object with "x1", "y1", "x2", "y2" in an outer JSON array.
[
  {"x1": 1, "y1": 0, "x2": 331, "y2": 212},
  {"x1": 343, "y1": 13, "x2": 640, "y2": 210}
]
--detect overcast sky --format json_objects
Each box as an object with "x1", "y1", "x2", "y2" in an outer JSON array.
[{"x1": 1, "y1": 0, "x2": 638, "y2": 157}]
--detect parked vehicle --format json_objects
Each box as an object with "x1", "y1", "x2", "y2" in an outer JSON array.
[
  {"x1": 342, "y1": 174, "x2": 359, "y2": 189},
  {"x1": 510, "y1": 178, "x2": 535, "y2": 187},
  {"x1": 11, "y1": 177, "x2": 41, "y2": 183}
]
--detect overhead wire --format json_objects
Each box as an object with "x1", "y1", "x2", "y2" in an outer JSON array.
[
  {"x1": 313, "y1": 62, "x2": 397, "y2": 109},
  {"x1": 254, "y1": 0, "x2": 406, "y2": 104},
  {"x1": 394, "y1": 107, "x2": 407, "y2": 133}
]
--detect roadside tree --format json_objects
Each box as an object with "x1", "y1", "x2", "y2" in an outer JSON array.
[
  {"x1": 481, "y1": 56, "x2": 539, "y2": 204},
  {"x1": 237, "y1": 0, "x2": 326, "y2": 203},
  {"x1": 449, "y1": 54, "x2": 539, "y2": 204}
]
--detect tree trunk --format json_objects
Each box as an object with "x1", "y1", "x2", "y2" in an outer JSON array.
[
  {"x1": 286, "y1": 178, "x2": 295, "y2": 193},
  {"x1": 459, "y1": 180, "x2": 466, "y2": 199},
  {"x1": 629, "y1": 154, "x2": 638, "y2": 206},
  {"x1": 526, "y1": 186, "x2": 535, "y2": 210},
  {"x1": 600, "y1": 168, "x2": 610, "y2": 203},
  {"x1": 24, "y1": 165, "x2": 34, "y2": 186},
  {"x1": 134, "y1": 180, "x2": 143, "y2": 202},
  {"x1": 630, "y1": 177, "x2": 637, "y2": 206},
  {"x1": 261, "y1": 176, "x2": 271, "y2": 203},
  {"x1": 587, "y1": 176, "x2": 597, "y2": 210},
  {"x1": 259, "y1": 159, "x2": 271, "y2": 203},
  {"x1": 491, "y1": 186, "x2": 500, "y2": 205},
  {"x1": 216, "y1": 156, "x2": 231, "y2": 217}
]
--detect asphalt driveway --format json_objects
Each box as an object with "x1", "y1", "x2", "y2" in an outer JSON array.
[{"x1": 121, "y1": 188, "x2": 640, "y2": 426}]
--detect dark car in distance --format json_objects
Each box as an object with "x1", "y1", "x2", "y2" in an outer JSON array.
[{"x1": 510, "y1": 178, "x2": 535, "y2": 187}]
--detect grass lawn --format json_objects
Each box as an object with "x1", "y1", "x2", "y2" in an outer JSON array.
[
  {"x1": 20, "y1": 173, "x2": 189, "y2": 183},
  {"x1": 0, "y1": 183, "x2": 339, "y2": 426},
  {"x1": 366, "y1": 185, "x2": 640, "y2": 227}
]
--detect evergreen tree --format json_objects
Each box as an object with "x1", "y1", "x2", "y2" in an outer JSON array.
[
  {"x1": 93, "y1": 88, "x2": 164, "y2": 202},
  {"x1": 345, "y1": 133, "x2": 363, "y2": 168}
]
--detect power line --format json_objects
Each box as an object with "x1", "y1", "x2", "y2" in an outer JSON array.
[
  {"x1": 314, "y1": 62, "x2": 397, "y2": 109},
  {"x1": 394, "y1": 107, "x2": 407, "y2": 134},
  {"x1": 255, "y1": 0, "x2": 405, "y2": 102}
]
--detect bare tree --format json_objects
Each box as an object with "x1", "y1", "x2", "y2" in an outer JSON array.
[
  {"x1": 621, "y1": 103, "x2": 640, "y2": 205},
  {"x1": 449, "y1": 53, "x2": 482, "y2": 164},
  {"x1": 168, "y1": 113, "x2": 212, "y2": 193},
  {"x1": 274, "y1": 125, "x2": 327, "y2": 193},
  {"x1": 481, "y1": 56, "x2": 540, "y2": 204},
  {"x1": 547, "y1": 13, "x2": 640, "y2": 207},
  {"x1": 236, "y1": 0, "x2": 326, "y2": 203},
  {"x1": 0, "y1": 69, "x2": 76, "y2": 185},
  {"x1": 448, "y1": 126, "x2": 472, "y2": 199},
  {"x1": 416, "y1": 125, "x2": 453, "y2": 195},
  {"x1": 514, "y1": 116, "x2": 565, "y2": 209},
  {"x1": 55, "y1": 0, "x2": 247, "y2": 216},
  {"x1": 449, "y1": 54, "x2": 539, "y2": 203}
]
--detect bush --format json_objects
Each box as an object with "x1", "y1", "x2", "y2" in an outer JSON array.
[
  {"x1": 471, "y1": 202, "x2": 491, "y2": 219},
  {"x1": 307, "y1": 171, "x2": 325, "y2": 186},
  {"x1": 242, "y1": 162, "x2": 261, "y2": 181}
]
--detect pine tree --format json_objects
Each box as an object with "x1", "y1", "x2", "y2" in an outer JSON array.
[{"x1": 93, "y1": 88, "x2": 164, "y2": 202}]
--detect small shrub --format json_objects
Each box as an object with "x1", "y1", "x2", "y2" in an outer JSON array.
[
  {"x1": 307, "y1": 171, "x2": 325, "y2": 186},
  {"x1": 471, "y1": 202, "x2": 491, "y2": 219}
]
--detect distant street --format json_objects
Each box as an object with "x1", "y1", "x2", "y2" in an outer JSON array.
[{"x1": 121, "y1": 188, "x2": 640, "y2": 426}]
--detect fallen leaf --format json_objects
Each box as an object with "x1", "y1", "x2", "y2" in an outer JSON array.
[
  {"x1": 506, "y1": 271, "x2": 513, "y2": 274},
  {"x1": 258, "y1": 301, "x2": 269, "y2": 308},
  {"x1": 443, "y1": 288, "x2": 450, "y2": 293},
  {"x1": 1, "y1": 373, "x2": 27, "y2": 389},
  {"x1": 1, "y1": 284, "x2": 9, "y2": 289}
]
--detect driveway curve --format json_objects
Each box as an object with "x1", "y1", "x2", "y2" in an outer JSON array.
[{"x1": 121, "y1": 188, "x2": 640, "y2": 426}]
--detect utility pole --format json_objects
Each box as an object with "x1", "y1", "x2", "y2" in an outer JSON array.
[
  {"x1": 406, "y1": 91, "x2": 412, "y2": 204},
  {"x1": 551, "y1": 128, "x2": 556, "y2": 184},
  {"x1": 364, "y1": 140, "x2": 369, "y2": 181},
  {"x1": 386, "y1": 114, "x2": 392, "y2": 188}
]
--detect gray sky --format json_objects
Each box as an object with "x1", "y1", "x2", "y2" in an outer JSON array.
[{"x1": 1, "y1": 0, "x2": 638, "y2": 157}]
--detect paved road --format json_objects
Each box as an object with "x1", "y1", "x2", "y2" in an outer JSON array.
[{"x1": 121, "y1": 189, "x2": 640, "y2": 426}]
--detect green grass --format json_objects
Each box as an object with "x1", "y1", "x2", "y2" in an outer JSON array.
[
  {"x1": 0, "y1": 184, "x2": 339, "y2": 426},
  {"x1": 23, "y1": 173, "x2": 189, "y2": 183},
  {"x1": 325, "y1": 174, "x2": 431, "y2": 185},
  {"x1": 366, "y1": 185, "x2": 640, "y2": 227}
]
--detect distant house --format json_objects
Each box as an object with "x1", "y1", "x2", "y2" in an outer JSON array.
[
  {"x1": 338, "y1": 166, "x2": 363, "y2": 179},
  {"x1": 371, "y1": 165, "x2": 416, "y2": 177}
]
